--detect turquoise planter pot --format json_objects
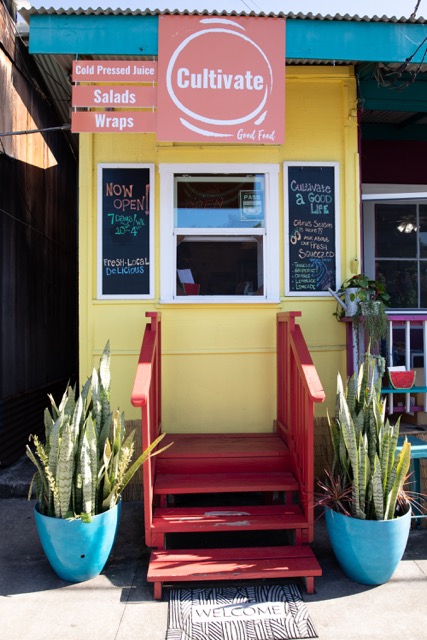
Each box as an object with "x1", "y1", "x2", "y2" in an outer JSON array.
[
  {"x1": 34, "y1": 501, "x2": 121, "y2": 582},
  {"x1": 325, "y1": 506, "x2": 411, "y2": 585}
]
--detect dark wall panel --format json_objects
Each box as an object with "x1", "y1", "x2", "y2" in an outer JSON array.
[
  {"x1": 0, "y1": 2, "x2": 78, "y2": 466},
  {"x1": 361, "y1": 139, "x2": 427, "y2": 184}
]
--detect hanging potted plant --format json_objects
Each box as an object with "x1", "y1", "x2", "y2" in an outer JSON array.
[
  {"x1": 316, "y1": 350, "x2": 413, "y2": 585},
  {"x1": 331, "y1": 274, "x2": 391, "y2": 364},
  {"x1": 354, "y1": 275, "x2": 390, "y2": 354},
  {"x1": 333, "y1": 274, "x2": 390, "y2": 317},
  {"x1": 330, "y1": 274, "x2": 366, "y2": 319},
  {"x1": 26, "y1": 342, "x2": 170, "y2": 583}
]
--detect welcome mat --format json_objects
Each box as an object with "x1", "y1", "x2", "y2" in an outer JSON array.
[{"x1": 167, "y1": 584, "x2": 318, "y2": 640}]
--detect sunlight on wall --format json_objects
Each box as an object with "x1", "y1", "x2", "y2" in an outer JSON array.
[{"x1": 0, "y1": 54, "x2": 58, "y2": 169}]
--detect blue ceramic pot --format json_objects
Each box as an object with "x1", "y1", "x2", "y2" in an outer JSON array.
[
  {"x1": 325, "y1": 506, "x2": 411, "y2": 585},
  {"x1": 34, "y1": 501, "x2": 122, "y2": 582}
]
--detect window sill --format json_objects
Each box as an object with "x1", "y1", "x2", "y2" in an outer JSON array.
[{"x1": 159, "y1": 296, "x2": 281, "y2": 305}]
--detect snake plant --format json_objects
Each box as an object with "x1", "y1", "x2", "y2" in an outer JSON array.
[
  {"x1": 326, "y1": 351, "x2": 411, "y2": 520},
  {"x1": 26, "y1": 342, "x2": 169, "y2": 520}
]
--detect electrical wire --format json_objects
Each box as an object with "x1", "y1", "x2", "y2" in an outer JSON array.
[
  {"x1": 411, "y1": 1, "x2": 423, "y2": 19},
  {"x1": 239, "y1": 0, "x2": 263, "y2": 12},
  {"x1": 373, "y1": 34, "x2": 427, "y2": 90},
  {"x1": 0, "y1": 200, "x2": 76, "y2": 254}
]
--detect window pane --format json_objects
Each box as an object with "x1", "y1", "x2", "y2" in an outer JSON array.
[
  {"x1": 390, "y1": 325, "x2": 424, "y2": 367},
  {"x1": 375, "y1": 204, "x2": 417, "y2": 258},
  {"x1": 420, "y1": 262, "x2": 427, "y2": 307},
  {"x1": 376, "y1": 261, "x2": 418, "y2": 308},
  {"x1": 419, "y1": 205, "x2": 427, "y2": 258},
  {"x1": 177, "y1": 237, "x2": 263, "y2": 296},
  {"x1": 175, "y1": 174, "x2": 265, "y2": 229}
]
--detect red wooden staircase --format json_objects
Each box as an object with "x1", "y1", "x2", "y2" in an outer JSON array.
[{"x1": 131, "y1": 312, "x2": 325, "y2": 600}]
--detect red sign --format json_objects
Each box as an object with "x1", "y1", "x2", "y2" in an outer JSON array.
[
  {"x1": 71, "y1": 111, "x2": 156, "y2": 133},
  {"x1": 157, "y1": 15, "x2": 285, "y2": 144},
  {"x1": 72, "y1": 85, "x2": 157, "y2": 108},
  {"x1": 72, "y1": 60, "x2": 157, "y2": 83}
]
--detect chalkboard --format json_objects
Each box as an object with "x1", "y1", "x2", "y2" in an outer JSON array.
[
  {"x1": 97, "y1": 164, "x2": 154, "y2": 298},
  {"x1": 285, "y1": 163, "x2": 340, "y2": 296}
]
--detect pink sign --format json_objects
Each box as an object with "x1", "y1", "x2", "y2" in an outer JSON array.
[
  {"x1": 71, "y1": 111, "x2": 156, "y2": 133},
  {"x1": 72, "y1": 85, "x2": 157, "y2": 108},
  {"x1": 72, "y1": 60, "x2": 157, "y2": 83},
  {"x1": 157, "y1": 15, "x2": 285, "y2": 144}
]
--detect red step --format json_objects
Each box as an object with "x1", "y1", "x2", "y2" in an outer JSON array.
[
  {"x1": 147, "y1": 545, "x2": 322, "y2": 600},
  {"x1": 156, "y1": 433, "x2": 290, "y2": 474},
  {"x1": 159, "y1": 433, "x2": 289, "y2": 458},
  {"x1": 154, "y1": 471, "x2": 298, "y2": 496},
  {"x1": 151, "y1": 504, "x2": 309, "y2": 546},
  {"x1": 152, "y1": 504, "x2": 306, "y2": 533}
]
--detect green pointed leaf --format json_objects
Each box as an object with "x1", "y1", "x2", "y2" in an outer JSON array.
[
  {"x1": 385, "y1": 439, "x2": 411, "y2": 519},
  {"x1": 99, "y1": 341, "x2": 111, "y2": 396},
  {"x1": 80, "y1": 432, "x2": 93, "y2": 516},
  {"x1": 57, "y1": 419, "x2": 75, "y2": 518},
  {"x1": 372, "y1": 454, "x2": 384, "y2": 519}
]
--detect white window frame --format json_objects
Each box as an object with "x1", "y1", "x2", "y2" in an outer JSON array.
[
  {"x1": 159, "y1": 163, "x2": 280, "y2": 303},
  {"x1": 362, "y1": 184, "x2": 427, "y2": 310}
]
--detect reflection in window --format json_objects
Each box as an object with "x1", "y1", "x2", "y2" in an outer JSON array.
[
  {"x1": 376, "y1": 261, "x2": 418, "y2": 308},
  {"x1": 375, "y1": 204, "x2": 416, "y2": 258},
  {"x1": 177, "y1": 238, "x2": 262, "y2": 296},
  {"x1": 373, "y1": 202, "x2": 427, "y2": 309},
  {"x1": 175, "y1": 175, "x2": 264, "y2": 229}
]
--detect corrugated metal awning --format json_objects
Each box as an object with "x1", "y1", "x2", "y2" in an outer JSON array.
[{"x1": 24, "y1": 6, "x2": 427, "y2": 23}]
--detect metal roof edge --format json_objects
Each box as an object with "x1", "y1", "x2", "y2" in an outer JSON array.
[{"x1": 23, "y1": 7, "x2": 427, "y2": 24}]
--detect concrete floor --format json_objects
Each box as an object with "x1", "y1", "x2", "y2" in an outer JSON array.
[{"x1": 0, "y1": 495, "x2": 426, "y2": 640}]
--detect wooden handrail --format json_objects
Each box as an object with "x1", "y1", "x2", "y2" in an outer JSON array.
[
  {"x1": 276, "y1": 312, "x2": 325, "y2": 543},
  {"x1": 131, "y1": 311, "x2": 162, "y2": 408},
  {"x1": 276, "y1": 312, "x2": 325, "y2": 406},
  {"x1": 289, "y1": 325, "x2": 326, "y2": 404},
  {"x1": 131, "y1": 312, "x2": 162, "y2": 546}
]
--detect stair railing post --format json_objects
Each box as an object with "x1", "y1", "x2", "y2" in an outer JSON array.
[
  {"x1": 276, "y1": 312, "x2": 325, "y2": 543},
  {"x1": 131, "y1": 311, "x2": 162, "y2": 547}
]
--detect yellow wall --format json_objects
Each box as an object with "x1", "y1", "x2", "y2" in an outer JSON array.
[{"x1": 78, "y1": 66, "x2": 359, "y2": 433}]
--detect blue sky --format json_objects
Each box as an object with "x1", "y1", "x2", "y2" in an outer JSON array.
[{"x1": 25, "y1": 1, "x2": 425, "y2": 19}]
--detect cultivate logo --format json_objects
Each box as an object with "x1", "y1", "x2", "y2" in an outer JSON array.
[
  {"x1": 175, "y1": 68, "x2": 265, "y2": 92},
  {"x1": 158, "y1": 15, "x2": 285, "y2": 143}
]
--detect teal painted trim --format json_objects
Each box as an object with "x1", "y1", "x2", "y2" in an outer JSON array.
[
  {"x1": 359, "y1": 78, "x2": 427, "y2": 112},
  {"x1": 29, "y1": 14, "x2": 159, "y2": 55},
  {"x1": 29, "y1": 14, "x2": 427, "y2": 63},
  {"x1": 362, "y1": 124, "x2": 427, "y2": 141},
  {"x1": 287, "y1": 20, "x2": 427, "y2": 63}
]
